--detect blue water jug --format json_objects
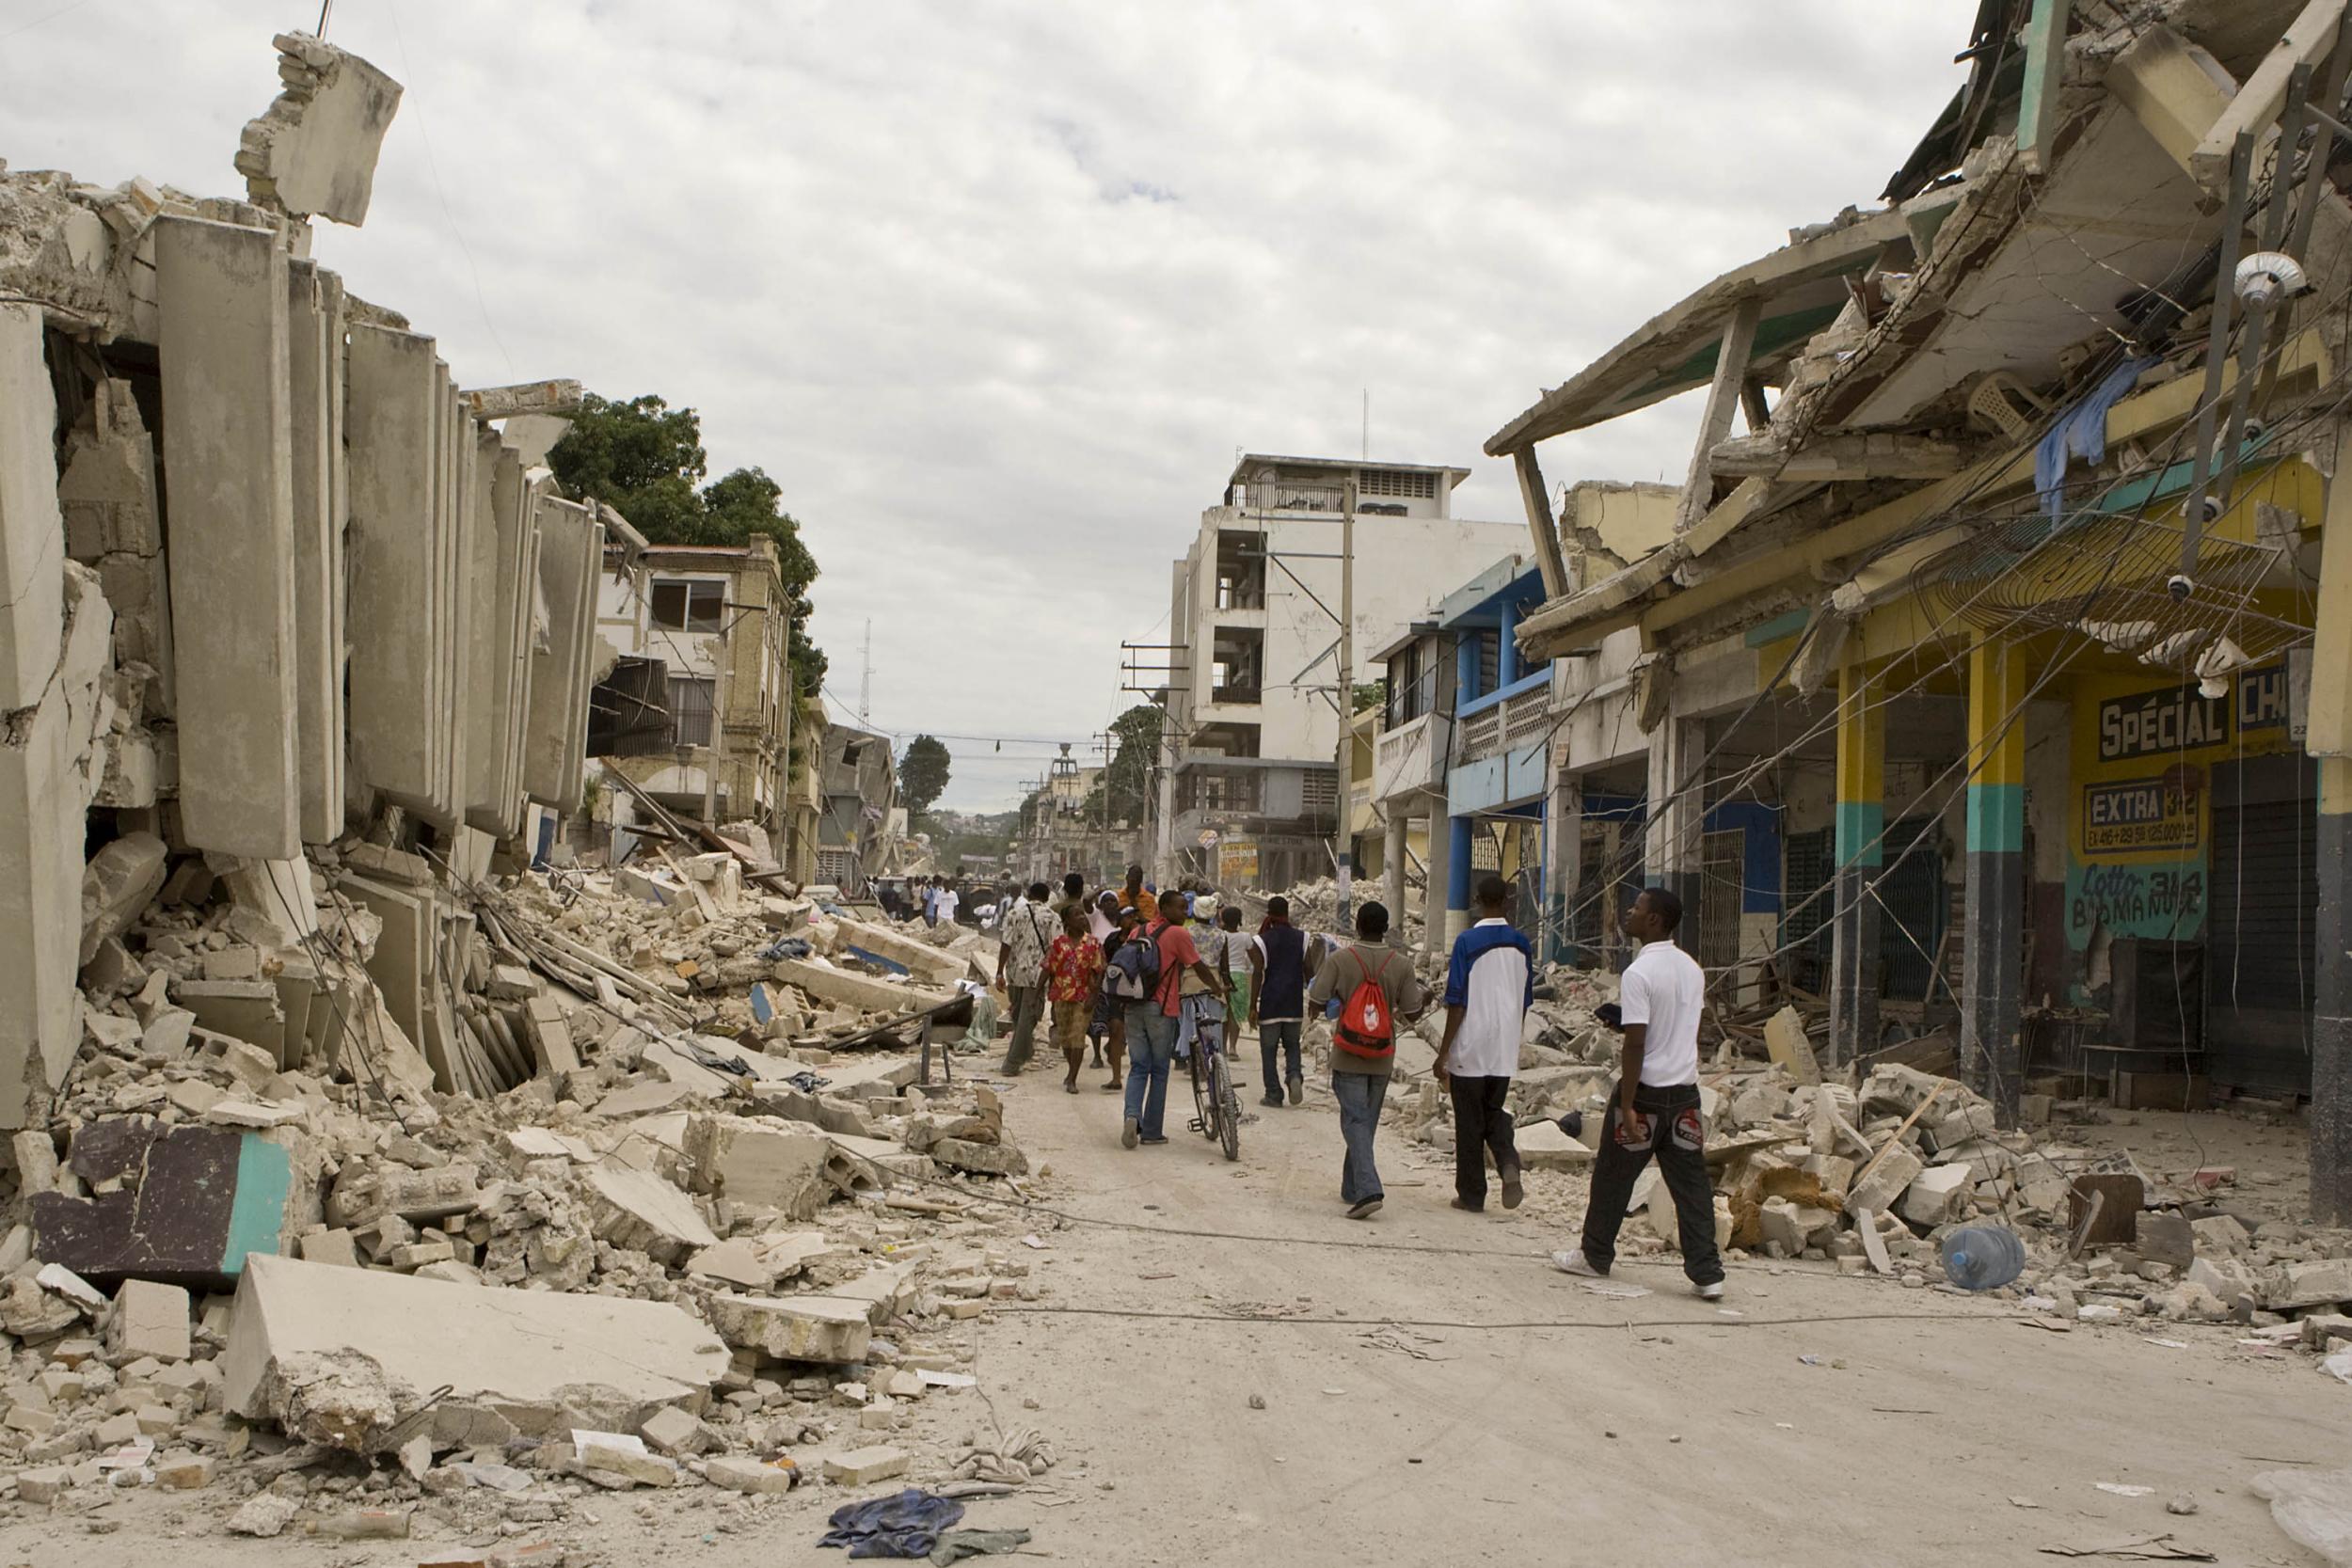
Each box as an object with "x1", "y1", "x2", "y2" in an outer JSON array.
[{"x1": 1939, "y1": 1225, "x2": 2026, "y2": 1291}]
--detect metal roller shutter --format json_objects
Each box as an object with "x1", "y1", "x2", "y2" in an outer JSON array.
[{"x1": 2205, "y1": 756, "x2": 2316, "y2": 1096}]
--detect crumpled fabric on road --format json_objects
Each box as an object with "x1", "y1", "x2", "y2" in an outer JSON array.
[
  {"x1": 818, "y1": 1487, "x2": 967, "y2": 1559},
  {"x1": 930, "y1": 1527, "x2": 1033, "y2": 1564}
]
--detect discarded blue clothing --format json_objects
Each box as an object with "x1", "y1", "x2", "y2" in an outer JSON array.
[
  {"x1": 760, "y1": 934, "x2": 814, "y2": 960},
  {"x1": 784, "y1": 1069, "x2": 829, "y2": 1093},
  {"x1": 819, "y1": 1487, "x2": 966, "y2": 1559},
  {"x1": 2035, "y1": 356, "x2": 2157, "y2": 517}
]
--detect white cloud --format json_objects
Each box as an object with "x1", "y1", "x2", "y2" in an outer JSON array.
[{"x1": 1, "y1": 0, "x2": 1978, "y2": 807}]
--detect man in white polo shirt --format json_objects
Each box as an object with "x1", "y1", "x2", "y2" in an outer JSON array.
[{"x1": 1552, "y1": 886, "x2": 1725, "y2": 1299}]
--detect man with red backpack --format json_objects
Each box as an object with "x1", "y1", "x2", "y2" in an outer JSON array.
[{"x1": 1307, "y1": 900, "x2": 1429, "y2": 1219}]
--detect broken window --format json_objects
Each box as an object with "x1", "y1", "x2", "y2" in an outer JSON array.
[
  {"x1": 668, "y1": 676, "x2": 715, "y2": 748},
  {"x1": 649, "y1": 578, "x2": 723, "y2": 632}
]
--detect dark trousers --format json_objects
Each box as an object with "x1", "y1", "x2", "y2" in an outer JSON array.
[
  {"x1": 1579, "y1": 1082, "x2": 1724, "y2": 1286},
  {"x1": 1449, "y1": 1075, "x2": 1518, "y2": 1207}
]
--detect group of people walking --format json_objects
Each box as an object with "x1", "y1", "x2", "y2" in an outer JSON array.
[{"x1": 969, "y1": 863, "x2": 1726, "y2": 1298}]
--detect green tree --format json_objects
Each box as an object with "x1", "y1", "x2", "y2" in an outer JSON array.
[
  {"x1": 899, "y1": 735, "x2": 952, "y2": 816},
  {"x1": 549, "y1": 393, "x2": 828, "y2": 694}
]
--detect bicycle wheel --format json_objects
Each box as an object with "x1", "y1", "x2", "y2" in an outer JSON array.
[
  {"x1": 1189, "y1": 1048, "x2": 1214, "y2": 1138},
  {"x1": 1213, "y1": 1052, "x2": 1241, "y2": 1162}
]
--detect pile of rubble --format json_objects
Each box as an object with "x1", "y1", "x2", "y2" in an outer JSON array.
[
  {"x1": 1254, "y1": 877, "x2": 1428, "y2": 951},
  {"x1": 0, "y1": 828, "x2": 1065, "y2": 1543},
  {"x1": 1332, "y1": 984, "x2": 2351, "y2": 1368}
]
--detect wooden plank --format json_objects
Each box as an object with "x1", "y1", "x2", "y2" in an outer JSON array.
[
  {"x1": 2189, "y1": 0, "x2": 2344, "y2": 192},
  {"x1": 1674, "y1": 297, "x2": 1761, "y2": 533},
  {"x1": 1512, "y1": 446, "x2": 1572, "y2": 600},
  {"x1": 2017, "y1": 0, "x2": 2075, "y2": 175}
]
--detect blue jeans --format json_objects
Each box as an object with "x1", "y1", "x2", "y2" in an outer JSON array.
[
  {"x1": 1331, "y1": 1069, "x2": 1389, "y2": 1204},
  {"x1": 1259, "y1": 1020, "x2": 1302, "y2": 1096},
  {"x1": 1123, "y1": 1006, "x2": 1177, "y2": 1138}
]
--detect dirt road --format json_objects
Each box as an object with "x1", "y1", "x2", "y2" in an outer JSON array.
[{"x1": 4, "y1": 1065, "x2": 2342, "y2": 1567}]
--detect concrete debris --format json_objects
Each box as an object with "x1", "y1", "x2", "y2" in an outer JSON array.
[{"x1": 235, "y1": 33, "x2": 403, "y2": 225}]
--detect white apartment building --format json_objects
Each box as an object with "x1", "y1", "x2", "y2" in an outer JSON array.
[{"x1": 1158, "y1": 453, "x2": 1523, "y2": 891}]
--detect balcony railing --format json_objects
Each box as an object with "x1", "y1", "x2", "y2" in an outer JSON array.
[
  {"x1": 1454, "y1": 677, "x2": 1551, "y2": 767},
  {"x1": 1372, "y1": 711, "x2": 1449, "y2": 801}
]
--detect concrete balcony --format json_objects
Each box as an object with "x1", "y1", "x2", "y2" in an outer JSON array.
[{"x1": 1372, "y1": 711, "x2": 1449, "y2": 803}]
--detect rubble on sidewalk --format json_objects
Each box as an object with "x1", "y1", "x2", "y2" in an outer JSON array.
[
  {"x1": 1362, "y1": 983, "x2": 2352, "y2": 1361},
  {"x1": 0, "y1": 824, "x2": 1056, "y2": 1535}
]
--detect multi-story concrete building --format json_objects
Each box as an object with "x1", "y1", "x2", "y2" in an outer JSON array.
[
  {"x1": 594, "y1": 539, "x2": 796, "y2": 858},
  {"x1": 1157, "y1": 453, "x2": 1523, "y2": 891},
  {"x1": 815, "y1": 722, "x2": 898, "y2": 892}
]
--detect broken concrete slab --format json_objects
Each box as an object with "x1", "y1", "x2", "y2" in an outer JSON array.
[
  {"x1": 705, "y1": 1455, "x2": 798, "y2": 1495},
  {"x1": 236, "y1": 32, "x2": 404, "y2": 225},
  {"x1": 583, "y1": 1163, "x2": 718, "y2": 1262},
  {"x1": 154, "y1": 215, "x2": 302, "y2": 859},
  {"x1": 1847, "y1": 1145, "x2": 1925, "y2": 1216},
  {"x1": 771, "y1": 958, "x2": 951, "y2": 1017},
  {"x1": 702, "y1": 1293, "x2": 871, "y2": 1365},
  {"x1": 681, "y1": 1115, "x2": 832, "y2": 1220},
  {"x1": 929, "y1": 1137, "x2": 1028, "y2": 1177},
  {"x1": 223, "y1": 1255, "x2": 729, "y2": 1451},
  {"x1": 1899, "y1": 1164, "x2": 1973, "y2": 1227},
  {"x1": 821, "y1": 1446, "x2": 909, "y2": 1486},
  {"x1": 79, "y1": 832, "x2": 168, "y2": 967},
  {"x1": 29, "y1": 1118, "x2": 309, "y2": 1291}
]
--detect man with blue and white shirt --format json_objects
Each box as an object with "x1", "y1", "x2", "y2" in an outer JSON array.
[{"x1": 1436, "y1": 875, "x2": 1534, "y2": 1214}]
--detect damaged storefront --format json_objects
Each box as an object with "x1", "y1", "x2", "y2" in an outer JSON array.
[{"x1": 1487, "y1": 0, "x2": 2352, "y2": 1220}]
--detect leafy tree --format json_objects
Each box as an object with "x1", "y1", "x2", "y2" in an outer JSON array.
[
  {"x1": 899, "y1": 735, "x2": 952, "y2": 816},
  {"x1": 550, "y1": 393, "x2": 828, "y2": 694}
]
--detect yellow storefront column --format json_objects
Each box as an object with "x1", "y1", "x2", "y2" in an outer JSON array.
[
  {"x1": 1828, "y1": 662, "x2": 1884, "y2": 1066},
  {"x1": 1963, "y1": 638, "x2": 2029, "y2": 1127}
]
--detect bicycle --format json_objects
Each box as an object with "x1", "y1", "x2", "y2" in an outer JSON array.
[{"x1": 1184, "y1": 1007, "x2": 1243, "y2": 1162}]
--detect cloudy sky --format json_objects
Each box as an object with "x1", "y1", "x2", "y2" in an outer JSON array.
[{"x1": 3, "y1": 0, "x2": 1977, "y2": 809}]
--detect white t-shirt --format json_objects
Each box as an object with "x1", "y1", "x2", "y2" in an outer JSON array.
[
  {"x1": 1448, "y1": 919, "x2": 1530, "y2": 1079},
  {"x1": 1200, "y1": 929, "x2": 1263, "y2": 974},
  {"x1": 1619, "y1": 937, "x2": 1703, "y2": 1087},
  {"x1": 935, "y1": 889, "x2": 961, "y2": 923}
]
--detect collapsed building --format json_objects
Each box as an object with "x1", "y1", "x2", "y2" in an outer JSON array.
[
  {"x1": 1471, "y1": 0, "x2": 2352, "y2": 1222},
  {"x1": 0, "y1": 34, "x2": 613, "y2": 1128}
]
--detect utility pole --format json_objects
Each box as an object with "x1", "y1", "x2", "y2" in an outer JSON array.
[
  {"x1": 858, "y1": 619, "x2": 872, "y2": 724},
  {"x1": 1334, "y1": 475, "x2": 1357, "y2": 922}
]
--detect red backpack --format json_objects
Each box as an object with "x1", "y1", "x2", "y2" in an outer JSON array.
[{"x1": 1333, "y1": 950, "x2": 1397, "y2": 1061}]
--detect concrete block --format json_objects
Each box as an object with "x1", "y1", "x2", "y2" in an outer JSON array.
[
  {"x1": 298, "y1": 1227, "x2": 358, "y2": 1267},
  {"x1": 1923, "y1": 1101, "x2": 1996, "y2": 1154},
  {"x1": 2186, "y1": 1256, "x2": 2260, "y2": 1308},
  {"x1": 154, "y1": 216, "x2": 300, "y2": 859},
  {"x1": 107, "y1": 1279, "x2": 191, "y2": 1363},
  {"x1": 2137, "y1": 1211, "x2": 2195, "y2": 1271},
  {"x1": 223, "y1": 1254, "x2": 729, "y2": 1451},
  {"x1": 335, "y1": 872, "x2": 430, "y2": 1054},
  {"x1": 584, "y1": 1163, "x2": 718, "y2": 1262},
  {"x1": 637, "y1": 1404, "x2": 705, "y2": 1457},
  {"x1": 79, "y1": 832, "x2": 168, "y2": 967},
  {"x1": 153, "y1": 1450, "x2": 216, "y2": 1489},
  {"x1": 1759, "y1": 1197, "x2": 1837, "y2": 1255},
  {"x1": 682, "y1": 1116, "x2": 832, "y2": 1219},
  {"x1": 821, "y1": 1446, "x2": 908, "y2": 1487},
  {"x1": 1899, "y1": 1164, "x2": 1973, "y2": 1227},
  {"x1": 705, "y1": 1454, "x2": 798, "y2": 1495},
  {"x1": 236, "y1": 35, "x2": 404, "y2": 224},
  {"x1": 1848, "y1": 1146, "x2": 1925, "y2": 1216},
  {"x1": 2265, "y1": 1259, "x2": 2352, "y2": 1310},
  {"x1": 573, "y1": 1429, "x2": 675, "y2": 1488},
  {"x1": 175, "y1": 981, "x2": 284, "y2": 1059},
  {"x1": 703, "y1": 1293, "x2": 871, "y2": 1364},
  {"x1": 521, "y1": 498, "x2": 598, "y2": 810},
  {"x1": 30, "y1": 1118, "x2": 307, "y2": 1291},
  {"x1": 326, "y1": 1162, "x2": 481, "y2": 1228},
  {"x1": 522, "y1": 994, "x2": 580, "y2": 1076},
  {"x1": 14, "y1": 1465, "x2": 72, "y2": 1504},
  {"x1": 2191, "y1": 1214, "x2": 2250, "y2": 1256}
]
